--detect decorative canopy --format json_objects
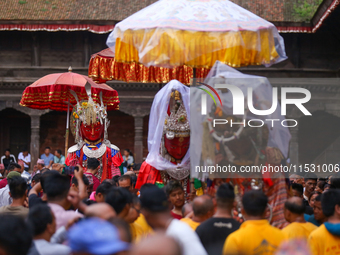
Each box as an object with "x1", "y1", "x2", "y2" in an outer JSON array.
[
  {"x1": 88, "y1": 48, "x2": 210, "y2": 85},
  {"x1": 107, "y1": 0, "x2": 287, "y2": 68}
]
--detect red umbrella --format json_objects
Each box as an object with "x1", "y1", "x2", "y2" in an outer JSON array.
[
  {"x1": 20, "y1": 69, "x2": 120, "y2": 155},
  {"x1": 20, "y1": 70, "x2": 119, "y2": 111}
]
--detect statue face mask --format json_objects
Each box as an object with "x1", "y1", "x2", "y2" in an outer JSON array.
[
  {"x1": 164, "y1": 135, "x2": 190, "y2": 160},
  {"x1": 80, "y1": 122, "x2": 104, "y2": 142}
]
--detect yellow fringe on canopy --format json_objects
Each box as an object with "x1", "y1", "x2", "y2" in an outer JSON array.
[{"x1": 115, "y1": 28, "x2": 279, "y2": 68}]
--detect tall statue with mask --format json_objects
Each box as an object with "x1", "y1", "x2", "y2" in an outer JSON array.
[
  {"x1": 136, "y1": 80, "x2": 190, "y2": 197},
  {"x1": 65, "y1": 87, "x2": 123, "y2": 182}
]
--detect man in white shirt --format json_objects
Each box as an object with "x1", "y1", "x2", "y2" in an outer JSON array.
[
  {"x1": 18, "y1": 148, "x2": 31, "y2": 172},
  {"x1": 140, "y1": 185, "x2": 207, "y2": 255},
  {"x1": 0, "y1": 185, "x2": 11, "y2": 208},
  {"x1": 0, "y1": 171, "x2": 21, "y2": 207}
]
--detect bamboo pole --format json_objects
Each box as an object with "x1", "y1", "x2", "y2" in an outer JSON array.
[{"x1": 65, "y1": 99, "x2": 70, "y2": 157}]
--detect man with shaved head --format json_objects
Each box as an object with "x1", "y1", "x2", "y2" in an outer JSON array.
[
  {"x1": 180, "y1": 195, "x2": 214, "y2": 231},
  {"x1": 182, "y1": 202, "x2": 193, "y2": 218},
  {"x1": 84, "y1": 203, "x2": 116, "y2": 220},
  {"x1": 130, "y1": 234, "x2": 182, "y2": 255},
  {"x1": 282, "y1": 196, "x2": 317, "y2": 239}
]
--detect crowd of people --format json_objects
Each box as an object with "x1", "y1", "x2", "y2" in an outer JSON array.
[
  {"x1": 0, "y1": 147, "x2": 137, "y2": 180},
  {"x1": 0, "y1": 147, "x2": 66, "y2": 174},
  {"x1": 0, "y1": 146, "x2": 340, "y2": 255}
]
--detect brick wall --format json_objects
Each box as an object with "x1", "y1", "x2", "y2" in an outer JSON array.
[
  {"x1": 106, "y1": 110, "x2": 135, "y2": 154},
  {"x1": 40, "y1": 111, "x2": 74, "y2": 156}
]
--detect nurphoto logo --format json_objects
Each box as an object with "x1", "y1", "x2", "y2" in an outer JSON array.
[{"x1": 199, "y1": 83, "x2": 312, "y2": 128}]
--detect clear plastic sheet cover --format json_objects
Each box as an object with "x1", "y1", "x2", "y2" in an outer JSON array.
[
  {"x1": 190, "y1": 61, "x2": 291, "y2": 178},
  {"x1": 107, "y1": 0, "x2": 287, "y2": 68}
]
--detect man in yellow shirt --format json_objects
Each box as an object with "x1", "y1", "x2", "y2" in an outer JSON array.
[
  {"x1": 135, "y1": 213, "x2": 153, "y2": 235},
  {"x1": 124, "y1": 195, "x2": 146, "y2": 242},
  {"x1": 282, "y1": 196, "x2": 317, "y2": 239},
  {"x1": 180, "y1": 195, "x2": 214, "y2": 231},
  {"x1": 308, "y1": 189, "x2": 340, "y2": 255},
  {"x1": 223, "y1": 190, "x2": 285, "y2": 255},
  {"x1": 135, "y1": 184, "x2": 155, "y2": 236}
]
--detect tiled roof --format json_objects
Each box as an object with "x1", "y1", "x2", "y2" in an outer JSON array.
[
  {"x1": 0, "y1": 0, "x2": 322, "y2": 23},
  {"x1": 0, "y1": 0, "x2": 157, "y2": 22},
  {"x1": 234, "y1": 0, "x2": 323, "y2": 23}
]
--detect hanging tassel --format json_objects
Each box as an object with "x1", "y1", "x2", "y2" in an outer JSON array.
[
  {"x1": 101, "y1": 150, "x2": 108, "y2": 182},
  {"x1": 79, "y1": 148, "x2": 84, "y2": 168}
]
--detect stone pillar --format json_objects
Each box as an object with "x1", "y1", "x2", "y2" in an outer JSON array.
[
  {"x1": 291, "y1": 34, "x2": 300, "y2": 68},
  {"x1": 84, "y1": 33, "x2": 90, "y2": 67},
  {"x1": 134, "y1": 116, "x2": 144, "y2": 163},
  {"x1": 30, "y1": 115, "x2": 40, "y2": 171},
  {"x1": 118, "y1": 101, "x2": 152, "y2": 163},
  {"x1": 289, "y1": 127, "x2": 299, "y2": 166},
  {"x1": 32, "y1": 34, "x2": 40, "y2": 66}
]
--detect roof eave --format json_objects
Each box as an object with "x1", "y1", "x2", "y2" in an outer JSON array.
[
  {"x1": 273, "y1": 21, "x2": 312, "y2": 33},
  {"x1": 0, "y1": 20, "x2": 119, "y2": 25},
  {"x1": 311, "y1": 0, "x2": 340, "y2": 32}
]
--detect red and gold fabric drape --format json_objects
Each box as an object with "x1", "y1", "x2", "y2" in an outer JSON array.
[{"x1": 88, "y1": 48, "x2": 210, "y2": 85}]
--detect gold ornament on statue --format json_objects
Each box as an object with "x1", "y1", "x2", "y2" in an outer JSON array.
[{"x1": 174, "y1": 90, "x2": 180, "y2": 101}]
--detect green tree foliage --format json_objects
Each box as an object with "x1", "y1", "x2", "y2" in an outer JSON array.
[{"x1": 293, "y1": 0, "x2": 323, "y2": 22}]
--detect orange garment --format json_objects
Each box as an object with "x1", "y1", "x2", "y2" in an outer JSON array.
[
  {"x1": 134, "y1": 213, "x2": 153, "y2": 236},
  {"x1": 282, "y1": 222, "x2": 317, "y2": 240},
  {"x1": 223, "y1": 220, "x2": 286, "y2": 255},
  {"x1": 308, "y1": 224, "x2": 340, "y2": 255},
  {"x1": 180, "y1": 218, "x2": 200, "y2": 231},
  {"x1": 130, "y1": 222, "x2": 145, "y2": 243}
]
